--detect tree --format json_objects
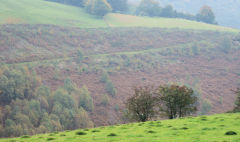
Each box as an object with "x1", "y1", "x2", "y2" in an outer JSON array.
[
  {"x1": 64, "y1": 78, "x2": 76, "y2": 94},
  {"x1": 200, "y1": 99, "x2": 212, "y2": 115},
  {"x1": 218, "y1": 37, "x2": 232, "y2": 53},
  {"x1": 191, "y1": 43, "x2": 199, "y2": 56},
  {"x1": 100, "y1": 71, "x2": 110, "y2": 83},
  {"x1": 107, "y1": 0, "x2": 128, "y2": 13},
  {"x1": 160, "y1": 5, "x2": 174, "y2": 18},
  {"x1": 136, "y1": 0, "x2": 161, "y2": 17},
  {"x1": 158, "y1": 85, "x2": 197, "y2": 119},
  {"x1": 105, "y1": 80, "x2": 117, "y2": 97},
  {"x1": 0, "y1": 67, "x2": 41, "y2": 104},
  {"x1": 233, "y1": 88, "x2": 240, "y2": 112},
  {"x1": 126, "y1": 86, "x2": 156, "y2": 122},
  {"x1": 76, "y1": 49, "x2": 84, "y2": 64},
  {"x1": 101, "y1": 94, "x2": 110, "y2": 106},
  {"x1": 78, "y1": 86, "x2": 94, "y2": 112},
  {"x1": 197, "y1": 5, "x2": 216, "y2": 24},
  {"x1": 85, "y1": 0, "x2": 112, "y2": 17}
]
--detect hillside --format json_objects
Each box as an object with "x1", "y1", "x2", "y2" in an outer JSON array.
[
  {"x1": 0, "y1": 0, "x2": 238, "y2": 32},
  {"x1": 1, "y1": 113, "x2": 239, "y2": 142},
  {"x1": 1, "y1": 25, "x2": 240, "y2": 128}
]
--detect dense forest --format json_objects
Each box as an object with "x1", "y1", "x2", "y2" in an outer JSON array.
[{"x1": 0, "y1": 66, "x2": 93, "y2": 137}]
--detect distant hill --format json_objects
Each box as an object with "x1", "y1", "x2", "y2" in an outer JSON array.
[
  {"x1": 0, "y1": 0, "x2": 238, "y2": 32},
  {"x1": 128, "y1": 0, "x2": 240, "y2": 29},
  {"x1": 1, "y1": 113, "x2": 239, "y2": 142}
]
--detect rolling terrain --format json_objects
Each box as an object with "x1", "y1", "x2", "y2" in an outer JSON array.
[
  {"x1": 0, "y1": 0, "x2": 240, "y2": 139},
  {"x1": 0, "y1": 0, "x2": 238, "y2": 32},
  {"x1": 0, "y1": 113, "x2": 239, "y2": 142},
  {"x1": 1, "y1": 25, "x2": 240, "y2": 127}
]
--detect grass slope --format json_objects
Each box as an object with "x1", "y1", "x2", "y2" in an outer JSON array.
[
  {"x1": 0, "y1": 0, "x2": 239, "y2": 32},
  {"x1": 105, "y1": 14, "x2": 239, "y2": 32},
  {"x1": 1, "y1": 113, "x2": 239, "y2": 142},
  {"x1": 0, "y1": 0, "x2": 107, "y2": 28}
]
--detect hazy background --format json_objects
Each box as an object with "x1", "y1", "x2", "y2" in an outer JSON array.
[{"x1": 128, "y1": 0, "x2": 240, "y2": 29}]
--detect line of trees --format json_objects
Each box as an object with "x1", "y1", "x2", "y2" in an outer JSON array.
[
  {"x1": 136, "y1": 0, "x2": 217, "y2": 24},
  {"x1": 46, "y1": 0, "x2": 217, "y2": 24},
  {"x1": 126, "y1": 85, "x2": 198, "y2": 122}
]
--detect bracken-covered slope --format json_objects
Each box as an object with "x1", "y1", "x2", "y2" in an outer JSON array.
[
  {"x1": 1, "y1": 25, "x2": 240, "y2": 127},
  {"x1": 0, "y1": 0, "x2": 239, "y2": 32},
  {"x1": 0, "y1": 113, "x2": 240, "y2": 142}
]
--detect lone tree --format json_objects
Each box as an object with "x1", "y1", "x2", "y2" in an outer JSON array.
[
  {"x1": 233, "y1": 88, "x2": 240, "y2": 112},
  {"x1": 196, "y1": 5, "x2": 216, "y2": 24},
  {"x1": 126, "y1": 86, "x2": 156, "y2": 122},
  {"x1": 158, "y1": 85, "x2": 197, "y2": 119},
  {"x1": 85, "y1": 0, "x2": 112, "y2": 17},
  {"x1": 136, "y1": 0, "x2": 161, "y2": 17}
]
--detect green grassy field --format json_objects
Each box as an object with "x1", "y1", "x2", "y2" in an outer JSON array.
[
  {"x1": 1, "y1": 113, "x2": 239, "y2": 142},
  {"x1": 0, "y1": 0, "x2": 239, "y2": 32},
  {"x1": 0, "y1": 0, "x2": 107, "y2": 28}
]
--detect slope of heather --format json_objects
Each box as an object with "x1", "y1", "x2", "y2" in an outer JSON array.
[
  {"x1": 0, "y1": 113, "x2": 239, "y2": 142},
  {"x1": 0, "y1": 25, "x2": 240, "y2": 127}
]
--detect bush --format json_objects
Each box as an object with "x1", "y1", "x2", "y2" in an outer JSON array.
[
  {"x1": 101, "y1": 94, "x2": 110, "y2": 106},
  {"x1": 201, "y1": 100, "x2": 212, "y2": 115},
  {"x1": 105, "y1": 80, "x2": 117, "y2": 97},
  {"x1": 76, "y1": 131, "x2": 87, "y2": 135},
  {"x1": 92, "y1": 130, "x2": 100, "y2": 133},
  {"x1": 21, "y1": 135, "x2": 31, "y2": 138},
  {"x1": 47, "y1": 137, "x2": 55, "y2": 141},
  {"x1": 107, "y1": 133, "x2": 117, "y2": 136},
  {"x1": 100, "y1": 71, "x2": 109, "y2": 83},
  {"x1": 147, "y1": 130, "x2": 156, "y2": 133},
  {"x1": 225, "y1": 131, "x2": 237, "y2": 135},
  {"x1": 218, "y1": 37, "x2": 232, "y2": 53}
]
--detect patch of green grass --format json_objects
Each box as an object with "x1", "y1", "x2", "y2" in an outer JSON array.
[
  {"x1": 0, "y1": 113, "x2": 239, "y2": 142},
  {"x1": 105, "y1": 13, "x2": 239, "y2": 32},
  {"x1": 0, "y1": 0, "x2": 107, "y2": 28},
  {"x1": 0, "y1": 0, "x2": 239, "y2": 32}
]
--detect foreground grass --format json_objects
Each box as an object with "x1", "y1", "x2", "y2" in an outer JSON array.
[
  {"x1": 0, "y1": 0, "x2": 239, "y2": 32},
  {"x1": 1, "y1": 113, "x2": 239, "y2": 142}
]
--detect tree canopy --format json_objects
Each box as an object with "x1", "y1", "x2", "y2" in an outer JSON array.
[
  {"x1": 85, "y1": 0, "x2": 112, "y2": 17},
  {"x1": 197, "y1": 5, "x2": 216, "y2": 24}
]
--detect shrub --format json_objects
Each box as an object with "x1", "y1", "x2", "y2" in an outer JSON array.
[
  {"x1": 76, "y1": 131, "x2": 87, "y2": 135},
  {"x1": 92, "y1": 130, "x2": 100, "y2": 133},
  {"x1": 201, "y1": 100, "x2": 212, "y2": 115},
  {"x1": 105, "y1": 80, "x2": 117, "y2": 97},
  {"x1": 108, "y1": 133, "x2": 117, "y2": 136},
  {"x1": 147, "y1": 130, "x2": 156, "y2": 133},
  {"x1": 47, "y1": 137, "x2": 55, "y2": 141},
  {"x1": 218, "y1": 37, "x2": 232, "y2": 53},
  {"x1": 225, "y1": 131, "x2": 237, "y2": 135},
  {"x1": 100, "y1": 71, "x2": 109, "y2": 83},
  {"x1": 21, "y1": 135, "x2": 31, "y2": 138},
  {"x1": 101, "y1": 94, "x2": 110, "y2": 106},
  {"x1": 181, "y1": 127, "x2": 189, "y2": 130}
]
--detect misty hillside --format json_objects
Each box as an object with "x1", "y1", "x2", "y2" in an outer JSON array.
[{"x1": 128, "y1": 0, "x2": 240, "y2": 29}]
